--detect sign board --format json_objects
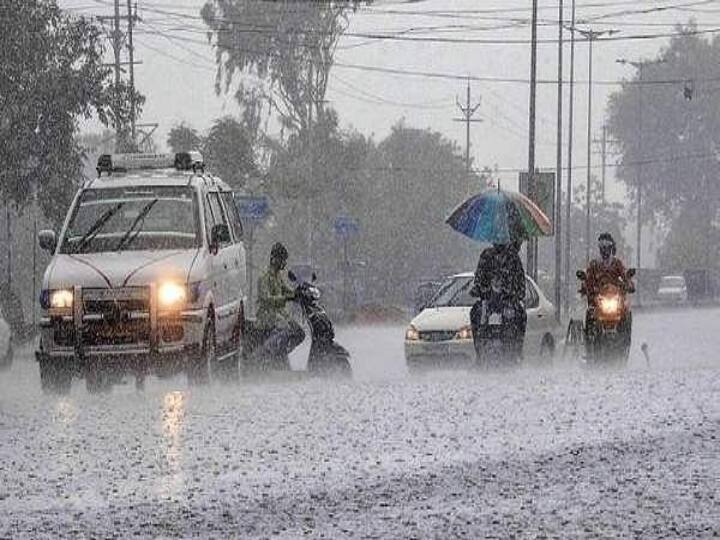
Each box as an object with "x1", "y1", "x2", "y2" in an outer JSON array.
[
  {"x1": 334, "y1": 216, "x2": 360, "y2": 237},
  {"x1": 519, "y1": 171, "x2": 555, "y2": 235},
  {"x1": 235, "y1": 195, "x2": 269, "y2": 222}
]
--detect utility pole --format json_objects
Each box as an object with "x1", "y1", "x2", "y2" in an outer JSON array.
[
  {"x1": 554, "y1": 0, "x2": 564, "y2": 323},
  {"x1": 564, "y1": 0, "x2": 576, "y2": 316},
  {"x1": 527, "y1": 0, "x2": 539, "y2": 281},
  {"x1": 127, "y1": 0, "x2": 137, "y2": 147},
  {"x1": 97, "y1": 1, "x2": 142, "y2": 152},
  {"x1": 113, "y1": 0, "x2": 123, "y2": 151},
  {"x1": 454, "y1": 79, "x2": 482, "y2": 195}
]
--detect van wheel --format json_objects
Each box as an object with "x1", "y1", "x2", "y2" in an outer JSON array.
[
  {"x1": 85, "y1": 359, "x2": 110, "y2": 393},
  {"x1": 39, "y1": 357, "x2": 71, "y2": 395},
  {"x1": 189, "y1": 318, "x2": 214, "y2": 385},
  {"x1": 539, "y1": 334, "x2": 555, "y2": 364}
]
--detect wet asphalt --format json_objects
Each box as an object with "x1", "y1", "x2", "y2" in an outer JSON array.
[{"x1": 0, "y1": 308, "x2": 718, "y2": 538}]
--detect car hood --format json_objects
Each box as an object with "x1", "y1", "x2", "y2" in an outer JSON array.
[
  {"x1": 45, "y1": 249, "x2": 199, "y2": 289},
  {"x1": 410, "y1": 306, "x2": 471, "y2": 331}
]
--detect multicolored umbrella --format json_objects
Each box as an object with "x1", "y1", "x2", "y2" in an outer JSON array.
[{"x1": 446, "y1": 188, "x2": 552, "y2": 244}]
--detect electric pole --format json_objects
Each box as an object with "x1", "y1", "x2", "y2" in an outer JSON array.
[
  {"x1": 554, "y1": 0, "x2": 564, "y2": 323},
  {"x1": 127, "y1": 0, "x2": 137, "y2": 147},
  {"x1": 564, "y1": 0, "x2": 576, "y2": 316},
  {"x1": 527, "y1": 0, "x2": 539, "y2": 281},
  {"x1": 97, "y1": 0, "x2": 142, "y2": 152},
  {"x1": 454, "y1": 79, "x2": 482, "y2": 195}
]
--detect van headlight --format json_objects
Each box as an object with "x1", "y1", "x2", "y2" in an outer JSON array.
[
  {"x1": 159, "y1": 282, "x2": 187, "y2": 309},
  {"x1": 405, "y1": 325, "x2": 420, "y2": 341},
  {"x1": 49, "y1": 289, "x2": 73, "y2": 309}
]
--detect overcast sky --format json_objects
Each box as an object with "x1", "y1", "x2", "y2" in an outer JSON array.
[{"x1": 59, "y1": 0, "x2": 713, "y2": 201}]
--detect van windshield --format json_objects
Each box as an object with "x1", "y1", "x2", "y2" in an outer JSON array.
[{"x1": 60, "y1": 186, "x2": 200, "y2": 254}]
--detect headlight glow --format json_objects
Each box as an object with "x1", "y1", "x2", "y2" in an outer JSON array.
[
  {"x1": 405, "y1": 325, "x2": 420, "y2": 341},
  {"x1": 598, "y1": 295, "x2": 620, "y2": 315},
  {"x1": 50, "y1": 289, "x2": 73, "y2": 309},
  {"x1": 454, "y1": 325, "x2": 473, "y2": 340},
  {"x1": 159, "y1": 282, "x2": 187, "y2": 308}
]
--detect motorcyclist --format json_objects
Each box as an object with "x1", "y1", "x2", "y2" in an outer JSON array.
[
  {"x1": 582, "y1": 232, "x2": 634, "y2": 347},
  {"x1": 582, "y1": 233, "x2": 634, "y2": 301},
  {"x1": 470, "y1": 240, "x2": 527, "y2": 357},
  {"x1": 255, "y1": 242, "x2": 305, "y2": 366}
]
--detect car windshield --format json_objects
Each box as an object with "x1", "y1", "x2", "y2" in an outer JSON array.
[
  {"x1": 660, "y1": 276, "x2": 685, "y2": 288},
  {"x1": 427, "y1": 276, "x2": 475, "y2": 307},
  {"x1": 60, "y1": 186, "x2": 200, "y2": 254}
]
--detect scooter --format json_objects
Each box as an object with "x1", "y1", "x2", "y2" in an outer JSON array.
[
  {"x1": 470, "y1": 279, "x2": 525, "y2": 369},
  {"x1": 287, "y1": 271, "x2": 352, "y2": 375},
  {"x1": 242, "y1": 272, "x2": 351, "y2": 376},
  {"x1": 576, "y1": 268, "x2": 635, "y2": 365}
]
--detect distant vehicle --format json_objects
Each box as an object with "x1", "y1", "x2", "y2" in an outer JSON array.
[
  {"x1": 36, "y1": 152, "x2": 247, "y2": 393},
  {"x1": 657, "y1": 275, "x2": 688, "y2": 305},
  {"x1": 404, "y1": 272, "x2": 560, "y2": 369}
]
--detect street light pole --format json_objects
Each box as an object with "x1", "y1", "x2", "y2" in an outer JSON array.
[
  {"x1": 573, "y1": 27, "x2": 618, "y2": 265},
  {"x1": 564, "y1": 0, "x2": 576, "y2": 316},
  {"x1": 527, "y1": 0, "x2": 539, "y2": 281},
  {"x1": 554, "y1": 0, "x2": 564, "y2": 323}
]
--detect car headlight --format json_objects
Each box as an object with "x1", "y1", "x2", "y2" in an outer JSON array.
[
  {"x1": 159, "y1": 282, "x2": 187, "y2": 309},
  {"x1": 598, "y1": 295, "x2": 620, "y2": 315},
  {"x1": 49, "y1": 289, "x2": 73, "y2": 309},
  {"x1": 405, "y1": 325, "x2": 420, "y2": 341},
  {"x1": 454, "y1": 325, "x2": 473, "y2": 340}
]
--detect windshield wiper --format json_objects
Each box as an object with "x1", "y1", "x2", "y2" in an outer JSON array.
[
  {"x1": 115, "y1": 198, "x2": 159, "y2": 252},
  {"x1": 73, "y1": 202, "x2": 125, "y2": 254}
]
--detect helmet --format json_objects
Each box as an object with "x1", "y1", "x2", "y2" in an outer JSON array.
[
  {"x1": 598, "y1": 232, "x2": 616, "y2": 259},
  {"x1": 270, "y1": 242, "x2": 288, "y2": 262}
]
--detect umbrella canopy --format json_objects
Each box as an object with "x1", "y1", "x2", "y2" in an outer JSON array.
[{"x1": 446, "y1": 189, "x2": 552, "y2": 244}]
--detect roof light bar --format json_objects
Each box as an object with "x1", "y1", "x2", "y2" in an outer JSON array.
[{"x1": 96, "y1": 152, "x2": 205, "y2": 176}]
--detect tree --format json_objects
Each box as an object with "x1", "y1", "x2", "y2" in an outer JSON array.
[
  {"x1": 0, "y1": 1, "x2": 123, "y2": 224},
  {"x1": 204, "y1": 117, "x2": 258, "y2": 190},
  {"x1": 201, "y1": 1, "x2": 368, "y2": 136},
  {"x1": 607, "y1": 24, "x2": 720, "y2": 268},
  {"x1": 167, "y1": 123, "x2": 203, "y2": 153}
]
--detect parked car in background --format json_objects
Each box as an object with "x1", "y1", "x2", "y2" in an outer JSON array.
[
  {"x1": 404, "y1": 272, "x2": 560, "y2": 369},
  {"x1": 657, "y1": 275, "x2": 688, "y2": 305}
]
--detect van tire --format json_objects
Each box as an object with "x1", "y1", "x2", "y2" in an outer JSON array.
[
  {"x1": 539, "y1": 334, "x2": 555, "y2": 363},
  {"x1": 39, "y1": 357, "x2": 72, "y2": 395}
]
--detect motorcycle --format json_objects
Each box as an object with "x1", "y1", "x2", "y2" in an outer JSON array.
[
  {"x1": 576, "y1": 267, "x2": 635, "y2": 364},
  {"x1": 469, "y1": 279, "x2": 526, "y2": 369},
  {"x1": 242, "y1": 272, "x2": 351, "y2": 376}
]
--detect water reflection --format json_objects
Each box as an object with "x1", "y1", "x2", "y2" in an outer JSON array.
[{"x1": 157, "y1": 390, "x2": 186, "y2": 499}]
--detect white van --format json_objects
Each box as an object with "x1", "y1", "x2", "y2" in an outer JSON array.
[{"x1": 36, "y1": 152, "x2": 247, "y2": 392}]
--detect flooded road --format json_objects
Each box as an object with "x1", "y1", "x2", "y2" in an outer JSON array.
[{"x1": 1, "y1": 308, "x2": 718, "y2": 537}]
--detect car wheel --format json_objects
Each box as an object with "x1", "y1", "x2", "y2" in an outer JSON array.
[
  {"x1": 189, "y1": 317, "x2": 214, "y2": 385},
  {"x1": 39, "y1": 357, "x2": 72, "y2": 395}
]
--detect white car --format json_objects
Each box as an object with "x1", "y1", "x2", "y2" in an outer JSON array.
[
  {"x1": 36, "y1": 152, "x2": 247, "y2": 392},
  {"x1": 657, "y1": 275, "x2": 688, "y2": 304},
  {"x1": 405, "y1": 272, "x2": 560, "y2": 367}
]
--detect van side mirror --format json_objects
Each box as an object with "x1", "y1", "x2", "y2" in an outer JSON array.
[
  {"x1": 576, "y1": 270, "x2": 587, "y2": 281},
  {"x1": 311, "y1": 273, "x2": 317, "y2": 282},
  {"x1": 210, "y1": 224, "x2": 230, "y2": 254},
  {"x1": 626, "y1": 268, "x2": 636, "y2": 279},
  {"x1": 288, "y1": 270, "x2": 297, "y2": 282},
  {"x1": 38, "y1": 230, "x2": 56, "y2": 253}
]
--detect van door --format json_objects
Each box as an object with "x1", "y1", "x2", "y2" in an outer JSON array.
[
  {"x1": 219, "y1": 190, "x2": 246, "y2": 314},
  {"x1": 206, "y1": 192, "x2": 236, "y2": 339}
]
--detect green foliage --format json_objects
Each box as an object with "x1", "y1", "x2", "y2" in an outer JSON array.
[
  {"x1": 607, "y1": 24, "x2": 720, "y2": 268},
  {"x1": 201, "y1": 1, "x2": 368, "y2": 134},
  {"x1": 204, "y1": 117, "x2": 258, "y2": 190},
  {"x1": 167, "y1": 123, "x2": 204, "y2": 153},
  {"x1": 0, "y1": 0, "x2": 123, "y2": 224}
]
